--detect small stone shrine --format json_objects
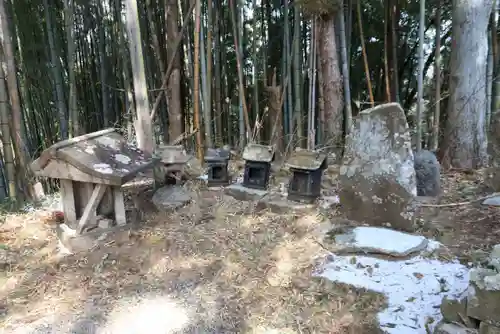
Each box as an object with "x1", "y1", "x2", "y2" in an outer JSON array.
[
  {"x1": 285, "y1": 149, "x2": 327, "y2": 203},
  {"x1": 31, "y1": 128, "x2": 158, "y2": 239},
  {"x1": 156, "y1": 144, "x2": 190, "y2": 184},
  {"x1": 204, "y1": 147, "x2": 231, "y2": 187},
  {"x1": 242, "y1": 143, "x2": 275, "y2": 190}
]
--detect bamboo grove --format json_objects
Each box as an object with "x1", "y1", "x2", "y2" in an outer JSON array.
[{"x1": 0, "y1": 0, "x2": 497, "y2": 202}]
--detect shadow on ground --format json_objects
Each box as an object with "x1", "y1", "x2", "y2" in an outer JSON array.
[{"x1": 0, "y1": 184, "x2": 385, "y2": 334}]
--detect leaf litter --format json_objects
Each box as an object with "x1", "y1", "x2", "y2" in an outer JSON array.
[
  {"x1": 1, "y1": 165, "x2": 498, "y2": 334},
  {"x1": 0, "y1": 175, "x2": 384, "y2": 334}
]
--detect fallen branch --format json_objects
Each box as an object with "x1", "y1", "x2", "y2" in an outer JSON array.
[
  {"x1": 169, "y1": 128, "x2": 199, "y2": 146},
  {"x1": 419, "y1": 192, "x2": 500, "y2": 208}
]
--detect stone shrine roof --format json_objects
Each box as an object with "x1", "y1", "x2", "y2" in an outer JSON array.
[
  {"x1": 156, "y1": 144, "x2": 190, "y2": 164},
  {"x1": 286, "y1": 149, "x2": 327, "y2": 171},
  {"x1": 31, "y1": 128, "x2": 158, "y2": 186},
  {"x1": 242, "y1": 143, "x2": 275, "y2": 163}
]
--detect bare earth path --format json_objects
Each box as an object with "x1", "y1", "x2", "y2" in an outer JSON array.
[
  {"x1": 0, "y1": 185, "x2": 383, "y2": 334},
  {"x1": 2, "y1": 168, "x2": 499, "y2": 334}
]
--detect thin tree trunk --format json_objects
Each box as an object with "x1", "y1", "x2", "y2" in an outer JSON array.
[
  {"x1": 0, "y1": 47, "x2": 15, "y2": 198},
  {"x1": 0, "y1": 0, "x2": 28, "y2": 196},
  {"x1": 338, "y1": 3, "x2": 352, "y2": 137},
  {"x1": 431, "y1": 3, "x2": 442, "y2": 151},
  {"x1": 252, "y1": 0, "x2": 259, "y2": 143},
  {"x1": 64, "y1": 0, "x2": 80, "y2": 136},
  {"x1": 318, "y1": 15, "x2": 343, "y2": 154},
  {"x1": 200, "y1": 21, "x2": 212, "y2": 147},
  {"x1": 383, "y1": 4, "x2": 391, "y2": 102},
  {"x1": 214, "y1": 1, "x2": 222, "y2": 145},
  {"x1": 293, "y1": 9, "x2": 302, "y2": 147},
  {"x1": 229, "y1": 0, "x2": 251, "y2": 145},
  {"x1": 166, "y1": 0, "x2": 183, "y2": 142},
  {"x1": 193, "y1": 0, "x2": 203, "y2": 159},
  {"x1": 356, "y1": 1, "x2": 374, "y2": 107},
  {"x1": 125, "y1": 0, "x2": 154, "y2": 153},
  {"x1": 207, "y1": 0, "x2": 213, "y2": 146},
  {"x1": 416, "y1": 0, "x2": 425, "y2": 151},
  {"x1": 43, "y1": 0, "x2": 68, "y2": 139},
  {"x1": 389, "y1": 0, "x2": 399, "y2": 102},
  {"x1": 97, "y1": 1, "x2": 109, "y2": 127}
]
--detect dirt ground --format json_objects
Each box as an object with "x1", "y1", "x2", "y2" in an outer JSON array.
[{"x1": 0, "y1": 166, "x2": 499, "y2": 334}]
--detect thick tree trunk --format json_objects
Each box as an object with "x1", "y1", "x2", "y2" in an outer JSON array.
[
  {"x1": 166, "y1": 0, "x2": 182, "y2": 142},
  {"x1": 443, "y1": 0, "x2": 493, "y2": 168},
  {"x1": 317, "y1": 15, "x2": 343, "y2": 154},
  {"x1": 125, "y1": 0, "x2": 154, "y2": 154}
]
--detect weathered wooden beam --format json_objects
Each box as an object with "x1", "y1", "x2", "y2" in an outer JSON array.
[
  {"x1": 113, "y1": 187, "x2": 127, "y2": 226},
  {"x1": 37, "y1": 128, "x2": 116, "y2": 169},
  {"x1": 77, "y1": 184, "x2": 107, "y2": 234},
  {"x1": 60, "y1": 180, "x2": 76, "y2": 224}
]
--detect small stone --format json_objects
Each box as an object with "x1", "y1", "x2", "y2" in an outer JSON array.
[
  {"x1": 480, "y1": 322, "x2": 500, "y2": 334},
  {"x1": 414, "y1": 149, "x2": 441, "y2": 196},
  {"x1": 256, "y1": 194, "x2": 315, "y2": 214},
  {"x1": 98, "y1": 218, "x2": 113, "y2": 229},
  {"x1": 32, "y1": 182, "x2": 45, "y2": 200},
  {"x1": 152, "y1": 186, "x2": 191, "y2": 211},
  {"x1": 224, "y1": 183, "x2": 268, "y2": 201},
  {"x1": 482, "y1": 167, "x2": 500, "y2": 192}
]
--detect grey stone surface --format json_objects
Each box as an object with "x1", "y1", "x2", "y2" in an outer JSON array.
[
  {"x1": 440, "y1": 291, "x2": 475, "y2": 327},
  {"x1": 482, "y1": 167, "x2": 500, "y2": 192},
  {"x1": 480, "y1": 322, "x2": 500, "y2": 334},
  {"x1": 489, "y1": 244, "x2": 500, "y2": 272},
  {"x1": 152, "y1": 186, "x2": 192, "y2": 210},
  {"x1": 482, "y1": 196, "x2": 500, "y2": 206},
  {"x1": 332, "y1": 226, "x2": 428, "y2": 257},
  {"x1": 414, "y1": 149, "x2": 441, "y2": 196},
  {"x1": 224, "y1": 183, "x2": 268, "y2": 201},
  {"x1": 256, "y1": 194, "x2": 315, "y2": 213},
  {"x1": 98, "y1": 218, "x2": 113, "y2": 229},
  {"x1": 434, "y1": 321, "x2": 478, "y2": 334},
  {"x1": 56, "y1": 224, "x2": 96, "y2": 253},
  {"x1": 338, "y1": 103, "x2": 418, "y2": 232},
  {"x1": 467, "y1": 269, "x2": 500, "y2": 325}
]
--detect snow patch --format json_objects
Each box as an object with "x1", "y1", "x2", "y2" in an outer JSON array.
[
  {"x1": 115, "y1": 154, "x2": 131, "y2": 164},
  {"x1": 317, "y1": 254, "x2": 469, "y2": 333},
  {"x1": 93, "y1": 163, "x2": 113, "y2": 174}
]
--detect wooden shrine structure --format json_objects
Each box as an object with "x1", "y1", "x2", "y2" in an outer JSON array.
[{"x1": 31, "y1": 128, "x2": 158, "y2": 235}]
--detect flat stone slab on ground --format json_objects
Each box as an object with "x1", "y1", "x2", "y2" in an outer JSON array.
[
  {"x1": 224, "y1": 183, "x2": 268, "y2": 201},
  {"x1": 482, "y1": 196, "x2": 500, "y2": 206},
  {"x1": 332, "y1": 226, "x2": 429, "y2": 257},
  {"x1": 152, "y1": 186, "x2": 192, "y2": 210},
  {"x1": 256, "y1": 194, "x2": 315, "y2": 214}
]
